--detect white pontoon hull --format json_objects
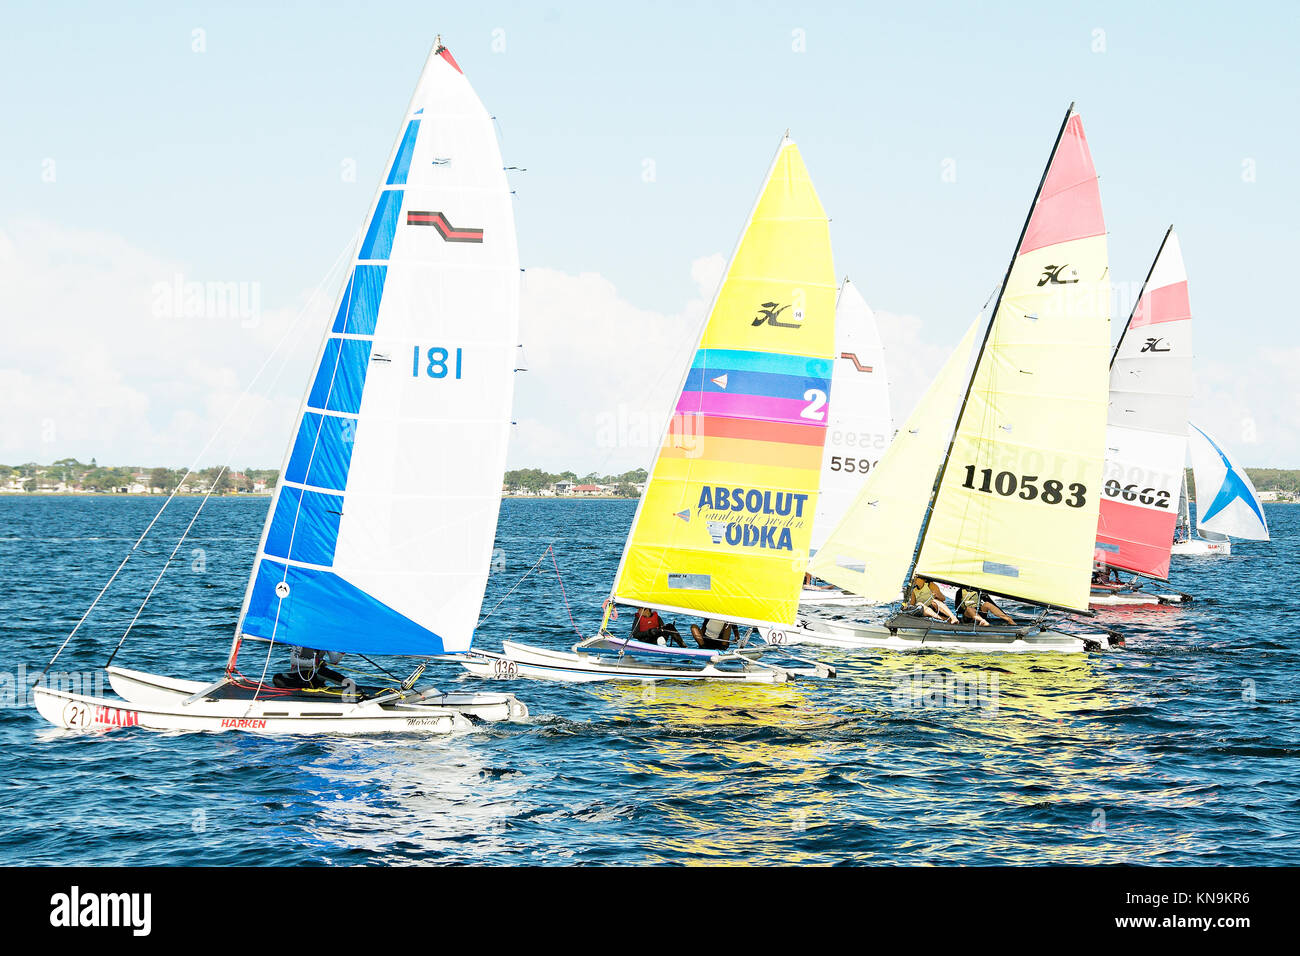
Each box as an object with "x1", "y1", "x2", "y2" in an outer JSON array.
[
  {"x1": 459, "y1": 640, "x2": 834, "y2": 684},
  {"x1": 1171, "y1": 538, "x2": 1230, "y2": 556},
  {"x1": 104, "y1": 665, "x2": 527, "y2": 724},
  {"x1": 33, "y1": 684, "x2": 477, "y2": 735},
  {"x1": 768, "y1": 616, "x2": 1119, "y2": 653},
  {"x1": 1088, "y1": 589, "x2": 1189, "y2": 607}
]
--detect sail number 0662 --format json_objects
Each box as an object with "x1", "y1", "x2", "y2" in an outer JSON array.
[
  {"x1": 960, "y1": 466, "x2": 1086, "y2": 508},
  {"x1": 413, "y1": 346, "x2": 463, "y2": 379},
  {"x1": 1102, "y1": 480, "x2": 1171, "y2": 508}
]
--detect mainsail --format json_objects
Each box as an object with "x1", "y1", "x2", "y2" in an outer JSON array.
[
  {"x1": 1094, "y1": 228, "x2": 1193, "y2": 579},
  {"x1": 807, "y1": 313, "x2": 982, "y2": 600},
  {"x1": 236, "y1": 41, "x2": 520, "y2": 656},
  {"x1": 808, "y1": 278, "x2": 893, "y2": 555},
  {"x1": 914, "y1": 107, "x2": 1110, "y2": 613},
  {"x1": 610, "y1": 135, "x2": 836, "y2": 627},
  {"x1": 1187, "y1": 422, "x2": 1270, "y2": 540}
]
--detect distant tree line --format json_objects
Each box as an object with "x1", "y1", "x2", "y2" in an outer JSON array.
[
  {"x1": 503, "y1": 468, "x2": 648, "y2": 497},
  {"x1": 0, "y1": 459, "x2": 278, "y2": 494}
]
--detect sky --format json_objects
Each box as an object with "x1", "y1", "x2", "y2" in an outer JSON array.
[{"x1": 2, "y1": 0, "x2": 1297, "y2": 471}]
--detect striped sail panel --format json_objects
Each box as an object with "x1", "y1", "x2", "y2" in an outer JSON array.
[
  {"x1": 1187, "y1": 423, "x2": 1269, "y2": 540},
  {"x1": 238, "y1": 43, "x2": 519, "y2": 656},
  {"x1": 1095, "y1": 230, "x2": 1193, "y2": 578},
  {"x1": 916, "y1": 110, "x2": 1110, "y2": 613},
  {"x1": 808, "y1": 315, "x2": 981, "y2": 599},
  {"x1": 810, "y1": 278, "x2": 894, "y2": 554},
  {"x1": 612, "y1": 138, "x2": 836, "y2": 626}
]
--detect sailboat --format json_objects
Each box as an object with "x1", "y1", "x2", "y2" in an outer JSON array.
[
  {"x1": 1089, "y1": 227, "x2": 1195, "y2": 607},
  {"x1": 799, "y1": 277, "x2": 893, "y2": 609},
  {"x1": 34, "y1": 38, "x2": 530, "y2": 733},
  {"x1": 796, "y1": 106, "x2": 1123, "y2": 653},
  {"x1": 460, "y1": 134, "x2": 839, "y2": 682},
  {"x1": 1173, "y1": 421, "x2": 1270, "y2": 553}
]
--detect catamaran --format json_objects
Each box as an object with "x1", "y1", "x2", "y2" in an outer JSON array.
[
  {"x1": 799, "y1": 278, "x2": 893, "y2": 610},
  {"x1": 34, "y1": 39, "x2": 531, "y2": 733},
  {"x1": 1089, "y1": 227, "x2": 1195, "y2": 607},
  {"x1": 460, "y1": 134, "x2": 839, "y2": 683},
  {"x1": 793, "y1": 105, "x2": 1123, "y2": 653},
  {"x1": 1172, "y1": 421, "x2": 1270, "y2": 554}
]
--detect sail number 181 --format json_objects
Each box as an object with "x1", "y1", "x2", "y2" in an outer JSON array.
[
  {"x1": 960, "y1": 466, "x2": 1086, "y2": 508},
  {"x1": 413, "y1": 346, "x2": 463, "y2": 379}
]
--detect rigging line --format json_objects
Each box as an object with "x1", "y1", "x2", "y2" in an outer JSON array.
[
  {"x1": 104, "y1": 467, "x2": 229, "y2": 667},
  {"x1": 549, "y1": 546, "x2": 584, "y2": 638},
  {"x1": 476, "y1": 546, "x2": 553, "y2": 627},
  {"x1": 35, "y1": 232, "x2": 357, "y2": 686}
]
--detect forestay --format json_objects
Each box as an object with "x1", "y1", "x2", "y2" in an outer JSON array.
[
  {"x1": 237, "y1": 43, "x2": 520, "y2": 656},
  {"x1": 1094, "y1": 228, "x2": 1193, "y2": 579},
  {"x1": 1188, "y1": 423, "x2": 1270, "y2": 541},
  {"x1": 611, "y1": 135, "x2": 837, "y2": 627},
  {"x1": 915, "y1": 108, "x2": 1110, "y2": 613},
  {"x1": 809, "y1": 278, "x2": 893, "y2": 554}
]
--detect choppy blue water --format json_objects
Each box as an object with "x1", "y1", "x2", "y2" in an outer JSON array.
[{"x1": 1, "y1": 496, "x2": 1296, "y2": 865}]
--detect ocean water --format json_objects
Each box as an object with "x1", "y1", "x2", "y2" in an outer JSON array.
[{"x1": 1, "y1": 495, "x2": 1296, "y2": 866}]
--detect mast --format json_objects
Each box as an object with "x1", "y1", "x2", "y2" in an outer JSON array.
[{"x1": 904, "y1": 103, "x2": 1076, "y2": 598}]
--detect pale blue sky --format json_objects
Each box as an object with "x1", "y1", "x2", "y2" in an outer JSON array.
[{"x1": 3, "y1": 1, "x2": 1297, "y2": 466}]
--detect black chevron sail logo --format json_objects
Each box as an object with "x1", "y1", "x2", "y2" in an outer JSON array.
[{"x1": 407, "y1": 211, "x2": 485, "y2": 243}]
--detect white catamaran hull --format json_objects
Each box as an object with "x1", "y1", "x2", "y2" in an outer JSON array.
[
  {"x1": 33, "y1": 684, "x2": 484, "y2": 735},
  {"x1": 1171, "y1": 538, "x2": 1230, "y2": 556},
  {"x1": 766, "y1": 616, "x2": 1119, "y2": 653},
  {"x1": 104, "y1": 665, "x2": 527, "y2": 723},
  {"x1": 459, "y1": 640, "x2": 834, "y2": 684},
  {"x1": 1087, "y1": 589, "x2": 1190, "y2": 607}
]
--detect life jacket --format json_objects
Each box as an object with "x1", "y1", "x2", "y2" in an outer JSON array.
[
  {"x1": 906, "y1": 583, "x2": 934, "y2": 607},
  {"x1": 956, "y1": 588, "x2": 980, "y2": 613},
  {"x1": 634, "y1": 610, "x2": 662, "y2": 633}
]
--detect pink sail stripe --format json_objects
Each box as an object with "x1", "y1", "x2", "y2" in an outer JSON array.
[
  {"x1": 1096, "y1": 498, "x2": 1179, "y2": 579},
  {"x1": 1129, "y1": 281, "x2": 1191, "y2": 329},
  {"x1": 674, "y1": 391, "x2": 827, "y2": 429},
  {"x1": 1019, "y1": 114, "x2": 1106, "y2": 256}
]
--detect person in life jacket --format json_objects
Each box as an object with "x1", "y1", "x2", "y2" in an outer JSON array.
[
  {"x1": 955, "y1": 587, "x2": 1016, "y2": 626},
  {"x1": 631, "y1": 607, "x2": 683, "y2": 647},
  {"x1": 903, "y1": 576, "x2": 959, "y2": 623},
  {"x1": 273, "y1": 646, "x2": 346, "y2": 690},
  {"x1": 690, "y1": 618, "x2": 735, "y2": 651}
]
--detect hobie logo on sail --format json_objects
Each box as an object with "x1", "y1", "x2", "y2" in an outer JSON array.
[
  {"x1": 1037, "y1": 264, "x2": 1079, "y2": 286},
  {"x1": 752, "y1": 301, "x2": 803, "y2": 328}
]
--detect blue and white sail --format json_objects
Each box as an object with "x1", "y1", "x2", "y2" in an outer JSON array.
[
  {"x1": 1187, "y1": 422, "x2": 1269, "y2": 541},
  {"x1": 237, "y1": 41, "x2": 520, "y2": 656}
]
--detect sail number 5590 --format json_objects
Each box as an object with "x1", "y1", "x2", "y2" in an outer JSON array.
[
  {"x1": 960, "y1": 466, "x2": 1086, "y2": 508},
  {"x1": 412, "y1": 346, "x2": 463, "y2": 379}
]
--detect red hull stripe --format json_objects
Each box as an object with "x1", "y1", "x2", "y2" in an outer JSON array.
[{"x1": 406, "y1": 211, "x2": 484, "y2": 243}]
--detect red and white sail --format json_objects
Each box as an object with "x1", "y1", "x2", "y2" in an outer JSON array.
[{"x1": 1094, "y1": 228, "x2": 1193, "y2": 579}]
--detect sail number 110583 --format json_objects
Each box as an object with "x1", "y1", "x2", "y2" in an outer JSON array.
[
  {"x1": 413, "y1": 346, "x2": 463, "y2": 379},
  {"x1": 960, "y1": 466, "x2": 1086, "y2": 508}
]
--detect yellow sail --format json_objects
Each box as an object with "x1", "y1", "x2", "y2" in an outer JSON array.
[
  {"x1": 915, "y1": 109, "x2": 1110, "y2": 612},
  {"x1": 807, "y1": 315, "x2": 982, "y2": 601},
  {"x1": 611, "y1": 136, "x2": 836, "y2": 626}
]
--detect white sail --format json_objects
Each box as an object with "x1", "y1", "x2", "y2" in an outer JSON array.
[
  {"x1": 1187, "y1": 423, "x2": 1269, "y2": 541},
  {"x1": 237, "y1": 41, "x2": 520, "y2": 656},
  {"x1": 809, "y1": 278, "x2": 893, "y2": 554}
]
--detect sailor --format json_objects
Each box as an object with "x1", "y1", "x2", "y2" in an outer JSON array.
[
  {"x1": 956, "y1": 587, "x2": 1016, "y2": 626},
  {"x1": 632, "y1": 607, "x2": 683, "y2": 646},
  {"x1": 903, "y1": 576, "x2": 959, "y2": 623},
  {"x1": 690, "y1": 618, "x2": 735, "y2": 650},
  {"x1": 273, "y1": 646, "x2": 346, "y2": 689}
]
